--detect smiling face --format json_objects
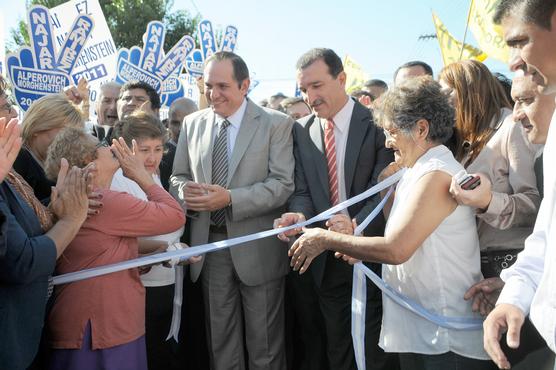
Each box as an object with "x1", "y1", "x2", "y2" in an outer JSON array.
[
  {"x1": 296, "y1": 59, "x2": 348, "y2": 120},
  {"x1": 511, "y1": 74, "x2": 556, "y2": 144},
  {"x1": 134, "y1": 137, "x2": 164, "y2": 174},
  {"x1": 502, "y1": 8, "x2": 556, "y2": 94},
  {"x1": 204, "y1": 59, "x2": 249, "y2": 118}
]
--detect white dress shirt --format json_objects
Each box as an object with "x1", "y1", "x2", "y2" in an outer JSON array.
[
  {"x1": 498, "y1": 109, "x2": 556, "y2": 352},
  {"x1": 320, "y1": 97, "x2": 354, "y2": 209},
  {"x1": 214, "y1": 98, "x2": 248, "y2": 160}
]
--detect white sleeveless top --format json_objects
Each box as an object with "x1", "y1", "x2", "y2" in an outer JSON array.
[
  {"x1": 380, "y1": 145, "x2": 488, "y2": 359},
  {"x1": 111, "y1": 169, "x2": 185, "y2": 287}
]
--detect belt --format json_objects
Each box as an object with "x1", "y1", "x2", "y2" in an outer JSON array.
[{"x1": 209, "y1": 224, "x2": 227, "y2": 234}]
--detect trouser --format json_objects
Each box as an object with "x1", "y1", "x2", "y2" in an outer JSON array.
[
  {"x1": 202, "y1": 232, "x2": 286, "y2": 370},
  {"x1": 288, "y1": 251, "x2": 399, "y2": 370},
  {"x1": 399, "y1": 352, "x2": 494, "y2": 370}
]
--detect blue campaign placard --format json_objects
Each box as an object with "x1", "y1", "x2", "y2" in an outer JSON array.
[
  {"x1": 115, "y1": 21, "x2": 195, "y2": 107},
  {"x1": 6, "y1": 5, "x2": 94, "y2": 111},
  {"x1": 184, "y1": 19, "x2": 239, "y2": 80}
]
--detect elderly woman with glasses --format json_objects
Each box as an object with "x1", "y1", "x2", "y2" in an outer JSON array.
[
  {"x1": 288, "y1": 77, "x2": 492, "y2": 370},
  {"x1": 43, "y1": 127, "x2": 185, "y2": 370}
]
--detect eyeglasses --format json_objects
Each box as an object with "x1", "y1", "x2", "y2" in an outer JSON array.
[{"x1": 384, "y1": 127, "x2": 401, "y2": 140}]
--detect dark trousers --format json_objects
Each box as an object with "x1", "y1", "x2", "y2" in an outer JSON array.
[
  {"x1": 287, "y1": 252, "x2": 399, "y2": 370},
  {"x1": 399, "y1": 352, "x2": 494, "y2": 370},
  {"x1": 145, "y1": 284, "x2": 182, "y2": 370}
]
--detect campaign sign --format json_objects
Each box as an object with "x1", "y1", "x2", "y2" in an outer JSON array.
[
  {"x1": 116, "y1": 20, "x2": 195, "y2": 103},
  {"x1": 50, "y1": 0, "x2": 118, "y2": 117},
  {"x1": 185, "y1": 19, "x2": 239, "y2": 78},
  {"x1": 6, "y1": 5, "x2": 94, "y2": 111}
]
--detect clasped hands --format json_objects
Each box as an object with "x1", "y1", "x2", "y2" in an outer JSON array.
[
  {"x1": 183, "y1": 181, "x2": 231, "y2": 212},
  {"x1": 273, "y1": 212, "x2": 361, "y2": 274}
]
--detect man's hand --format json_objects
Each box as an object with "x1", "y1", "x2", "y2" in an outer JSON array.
[
  {"x1": 326, "y1": 214, "x2": 354, "y2": 235},
  {"x1": 483, "y1": 303, "x2": 526, "y2": 369},
  {"x1": 273, "y1": 212, "x2": 306, "y2": 242},
  {"x1": 464, "y1": 277, "x2": 505, "y2": 316},
  {"x1": 184, "y1": 184, "x2": 230, "y2": 211}
]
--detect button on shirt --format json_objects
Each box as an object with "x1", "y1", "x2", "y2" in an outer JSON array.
[
  {"x1": 320, "y1": 97, "x2": 354, "y2": 210},
  {"x1": 214, "y1": 98, "x2": 248, "y2": 160},
  {"x1": 498, "y1": 109, "x2": 556, "y2": 352}
]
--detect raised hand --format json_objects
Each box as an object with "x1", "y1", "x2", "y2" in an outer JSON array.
[
  {"x1": 111, "y1": 137, "x2": 155, "y2": 190},
  {"x1": 0, "y1": 117, "x2": 22, "y2": 182}
]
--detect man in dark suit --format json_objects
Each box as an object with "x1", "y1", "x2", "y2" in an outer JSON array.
[{"x1": 275, "y1": 48, "x2": 398, "y2": 370}]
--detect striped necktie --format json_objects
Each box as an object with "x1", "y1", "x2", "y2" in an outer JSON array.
[
  {"x1": 324, "y1": 119, "x2": 339, "y2": 206},
  {"x1": 211, "y1": 119, "x2": 231, "y2": 226}
]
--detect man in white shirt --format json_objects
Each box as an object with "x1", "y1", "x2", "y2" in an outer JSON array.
[
  {"x1": 483, "y1": 1, "x2": 556, "y2": 369},
  {"x1": 92, "y1": 82, "x2": 121, "y2": 141}
]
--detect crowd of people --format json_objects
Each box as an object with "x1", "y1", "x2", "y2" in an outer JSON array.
[{"x1": 1, "y1": 0, "x2": 556, "y2": 369}]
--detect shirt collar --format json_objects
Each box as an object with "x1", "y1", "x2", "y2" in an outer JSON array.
[
  {"x1": 325, "y1": 97, "x2": 354, "y2": 133},
  {"x1": 215, "y1": 98, "x2": 248, "y2": 129}
]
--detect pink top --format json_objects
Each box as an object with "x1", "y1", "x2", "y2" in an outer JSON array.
[{"x1": 48, "y1": 185, "x2": 185, "y2": 349}]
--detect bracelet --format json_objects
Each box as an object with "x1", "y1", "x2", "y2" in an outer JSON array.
[{"x1": 227, "y1": 189, "x2": 232, "y2": 206}]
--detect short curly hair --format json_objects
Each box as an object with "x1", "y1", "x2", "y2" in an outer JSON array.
[
  {"x1": 44, "y1": 127, "x2": 97, "y2": 181},
  {"x1": 375, "y1": 76, "x2": 454, "y2": 144}
]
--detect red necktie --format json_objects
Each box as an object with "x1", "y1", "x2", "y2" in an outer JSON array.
[{"x1": 324, "y1": 119, "x2": 339, "y2": 206}]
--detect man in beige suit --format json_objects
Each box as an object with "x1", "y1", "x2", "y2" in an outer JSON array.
[{"x1": 170, "y1": 51, "x2": 294, "y2": 370}]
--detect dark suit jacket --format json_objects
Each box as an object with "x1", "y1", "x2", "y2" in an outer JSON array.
[
  {"x1": 0, "y1": 182, "x2": 57, "y2": 370},
  {"x1": 13, "y1": 148, "x2": 55, "y2": 203},
  {"x1": 91, "y1": 124, "x2": 113, "y2": 143},
  {"x1": 288, "y1": 100, "x2": 393, "y2": 285}
]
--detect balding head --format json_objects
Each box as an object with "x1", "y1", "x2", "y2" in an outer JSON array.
[
  {"x1": 168, "y1": 98, "x2": 198, "y2": 143},
  {"x1": 96, "y1": 81, "x2": 121, "y2": 126},
  {"x1": 511, "y1": 72, "x2": 556, "y2": 144}
]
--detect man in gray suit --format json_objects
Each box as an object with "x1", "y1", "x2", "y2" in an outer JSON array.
[
  {"x1": 275, "y1": 48, "x2": 398, "y2": 370},
  {"x1": 170, "y1": 51, "x2": 294, "y2": 370}
]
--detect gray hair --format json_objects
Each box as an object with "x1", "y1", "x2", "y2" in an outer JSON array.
[{"x1": 375, "y1": 76, "x2": 454, "y2": 144}]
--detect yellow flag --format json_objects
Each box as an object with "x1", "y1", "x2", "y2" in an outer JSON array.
[
  {"x1": 343, "y1": 55, "x2": 368, "y2": 94},
  {"x1": 432, "y1": 12, "x2": 487, "y2": 66},
  {"x1": 469, "y1": 0, "x2": 510, "y2": 62}
]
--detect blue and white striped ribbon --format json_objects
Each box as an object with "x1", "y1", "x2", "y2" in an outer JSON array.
[{"x1": 52, "y1": 169, "x2": 405, "y2": 286}]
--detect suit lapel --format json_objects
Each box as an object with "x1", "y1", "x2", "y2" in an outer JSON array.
[
  {"x1": 344, "y1": 103, "x2": 367, "y2": 195},
  {"x1": 200, "y1": 111, "x2": 216, "y2": 183},
  {"x1": 227, "y1": 100, "x2": 259, "y2": 185},
  {"x1": 309, "y1": 116, "x2": 330, "y2": 201}
]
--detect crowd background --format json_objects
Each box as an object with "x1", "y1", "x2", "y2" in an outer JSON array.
[{"x1": 1, "y1": 1, "x2": 556, "y2": 370}]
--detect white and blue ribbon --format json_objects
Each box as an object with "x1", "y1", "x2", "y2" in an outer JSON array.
[
  {"x1": 51, "y1": 168, "x2": 484, "y2": 358},
  {"x1": 52, "y1": 170, "x2": 404, "y2": 286}
]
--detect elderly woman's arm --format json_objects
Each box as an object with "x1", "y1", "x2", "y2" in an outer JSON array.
[{"x1": 289, "y1": 171, "x2": 457, "y2": 273}]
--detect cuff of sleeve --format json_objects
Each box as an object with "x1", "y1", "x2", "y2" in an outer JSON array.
[
  {"x1": 478, "y1": 192, "x2": 506, "y2": 220},
  {"x1": 496, "y1": 276, "x2": 535, "y2": 315}
]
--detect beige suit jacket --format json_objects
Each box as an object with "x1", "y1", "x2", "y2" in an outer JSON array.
[{"x1": 170, "y1": 99, "x2": 294, "y2": 285}]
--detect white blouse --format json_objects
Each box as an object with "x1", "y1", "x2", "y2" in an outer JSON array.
[
  {"x1": 111, "y1": 169, "x2": 185, "y2": 287},
  {"x1": 380, "y1": 145, "x2": 488, "y2": 360}
]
